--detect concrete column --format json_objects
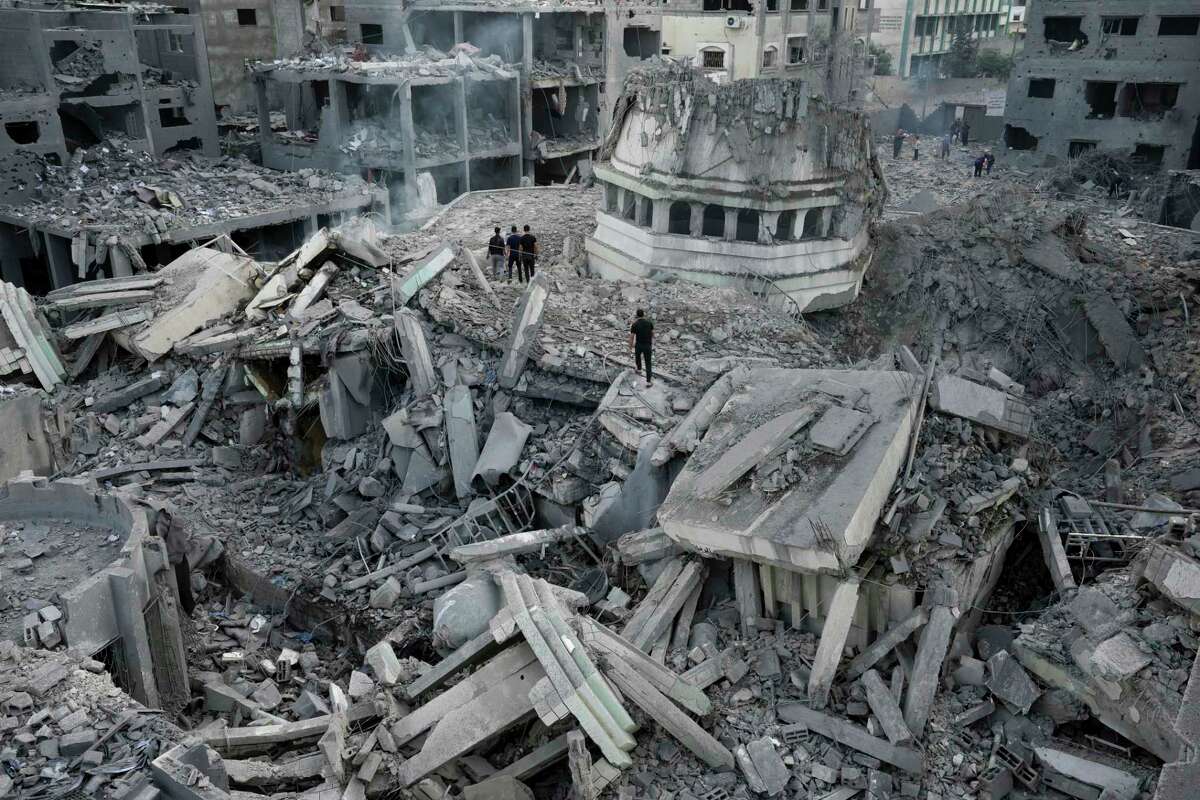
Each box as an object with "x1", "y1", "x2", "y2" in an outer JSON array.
[
  {"x1": 602, "y1": 9, "x2": 622, "y2": 139},
  {"x1": 108, "y1": 566, "x2": 160, "y2": 708},
  {"x1": 328, "y1": 79, "x2": 350, "y2": 144},
  {"x1": 110, "y1": 247, "x2": 133, "y2": 278},
  {"x1": 254, "y1": 79, "x2": 272, "y2": 162},
  {"x1": 455, "y1": 78, "x2": 470, "y2": 192},
  {"x1": 760, "y1": 210, "x2": 779, "y2": 243},
  {"x1": 453, "y1": 10, "x2": 463, "y2": 43},
  {"x1": 723, "y1": 208, "x2": 738, "y2": 242},
  {"x1": 509, "y1": 77, "x2": 523, "y2": 185},
  {"x1": 521, "y1": 13, "x2": 534, "y2": 180},
  {"x1": 399, "y1": 83, "x2": 419, "y2": 210},
  {"x1": 651, "y1": 199, "x2": 670, "y2": 233},
  {"x1": 689, "y1": 203, "x2": 704, "y2": 236},
  {"x1": 636, "y1": 195, "x2": 651, "y2": 228},
  {"x1": 615, "y1": 187, "x2": 627, "y2": 218},
  {"x1": 44, "y1": 233, "x2": 74, "y2": 289}
]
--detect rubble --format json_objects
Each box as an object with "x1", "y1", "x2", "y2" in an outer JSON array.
[{"x1": 0, "y1": 57, "x2": 1197, "y2": 800}]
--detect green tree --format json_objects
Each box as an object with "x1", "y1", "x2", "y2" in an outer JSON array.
[
  {"x1": 975, "y1": 49, "x2": 1013, "y2": 79},
  {"x1": 869, "y1": 42, "x2": 894, "y2": 76},
  {"x1": 944, "y1": 18, "x2": 980, "y2": 77}
]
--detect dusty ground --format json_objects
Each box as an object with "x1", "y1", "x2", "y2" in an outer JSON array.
[{"x1": 0, "y1": 519, "x2": 125, "y2": 640}]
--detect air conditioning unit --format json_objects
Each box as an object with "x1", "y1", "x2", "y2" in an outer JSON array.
[{"x1": 726, "y1": 15, "x2": 744, "y2": 28}]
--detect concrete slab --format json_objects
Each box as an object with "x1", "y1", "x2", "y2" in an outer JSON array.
[
  {"x1": 659, "y1": 368, "x2": 919, "y2": 573},
  {"x1": 809, "y1": 406, "x2": 876, "y2": 456},
  {"x1": 931, "y1": 374, "x2": 1032, "y2": 438},
  {"x1": 445, "y1": 385, "x2": 479, "y2": 499}
]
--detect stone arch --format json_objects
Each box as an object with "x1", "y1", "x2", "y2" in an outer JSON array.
[
  {"x1": 801, "y1": 207, "x2": 825, "y2": 239},
  {"x1": 776, "y1": 209, "x2": 796, "y2": 241},
  {"x1": 736, "y1": 209, "x2": 760, "y2": 242}
]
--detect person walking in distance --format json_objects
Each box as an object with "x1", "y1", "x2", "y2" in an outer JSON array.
[
  {"x1": 939, "y1": 133, "x2": 951, "y2": 159},
  {"x1": 960, "y1": 121, "x2": 971, "y2": 146},
  {"x1": 154, "y1": 506, "x2": 196, "y2": 616},
  {"x1": 892, "y1": 128, "x2": 905, "y2": 159},
  {"x1": 911, "y1": 134, "x2": 921, "y2": 161},
  {"x1": 628, "y1": 308, "x2": 654, "y2": 387},
  {"x1": 504, "y1": 225, "x2": 522, "y2": 283},
  {"x1": 519, "y1": 224, "x2": 538, "y2": 282},
  {"x1": 487, "y1": 227, "x2": 505, "y2": 281}
]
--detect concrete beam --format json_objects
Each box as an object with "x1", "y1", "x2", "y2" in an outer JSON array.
[
  {"x1": 903, "y1": 604, "x2": 956, "y2": 736},
  {"x1": 807, "y1": 577, "x2": 861, "y2": 708}
]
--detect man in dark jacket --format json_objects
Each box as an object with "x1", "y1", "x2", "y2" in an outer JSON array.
[
  {"x1": 487, "y1": 227, "x2": 506, "y2": 280},
  {"x1": 504, "y1": 225, "x2": 522, "y2": 282},
  {"x1": 628, "y1": 308, "x2": 654, "y2": 386},
  {"x1": 519, "y1": 225, "x2": 538, "y2": 282}
]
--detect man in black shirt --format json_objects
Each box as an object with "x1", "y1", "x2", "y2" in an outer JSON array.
[
  {"x1": 504, "y1": 225, "x2": 522, "y2": 282},
  {"x1": 519, "y1": 224, "x2": 538, "y2": 282},
  {"x1": 628, "y1": 308, "x2": 654, "y2": 386},
  {"x1": 487, "y1": 227, "x2": 505, "y2": 280}
]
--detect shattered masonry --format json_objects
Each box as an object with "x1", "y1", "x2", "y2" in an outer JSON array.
[{"x1": 587, "y1": 63, "x2": 887, "y2": 313}]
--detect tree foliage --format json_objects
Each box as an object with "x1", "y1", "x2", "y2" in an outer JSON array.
[
  {"x1": 975, "y1": 50, "x2": 1013, "y2": 79},
  {"x1": 945, "y1": 19, "x2": 980, "y2": 77}
]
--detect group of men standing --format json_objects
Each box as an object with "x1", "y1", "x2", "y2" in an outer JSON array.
[{"x1": 487, "y1": 225, "x2": 539, "y2": 283}]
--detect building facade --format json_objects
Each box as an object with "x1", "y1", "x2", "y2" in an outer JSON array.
[
  {"x1": 1003, "y1": 0, "x2": 1200, "y2": 168},
  {"x1": 0, "y1": 2, "x2": 219, "y2": 162},
  {"x1": 863, "y1": 0, "x2": 1010, "y2": 78},
  {"x1": 586, "y1": 64, "x2": 885, "y2": 313},
  {"x1": 659, "y1": 0, "x2": 864, "y2": 104}
]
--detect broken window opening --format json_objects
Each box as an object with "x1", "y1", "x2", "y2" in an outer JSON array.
[
  {"x1": 1084, "y1": 81, "x2": 1118, "y2": 119},
  {"x1": 1158, "y1": 16, "x2": 1199, "y2": 36},
  {"x1": 330, "y1": 5, "x2": 345, "y2": 22},
  {"x1": 1027, "y1": 78, "x2": 1055, "y2": 98},
  {"x1": 668, "y1": 201, "x2": 691, "y2": 235},
  {"x1": 1132, "y1": 144, "x2": 1165, "y2": 166},
  {"x1": 1005, "y1": 125, "x2": 1038, "y2": 151},
  {"x1": 237, "y1": 8, "x2": 258, "y2": 26},
  {"x1": 604, "y1": 183, "x2": 618, "y2": 212},
  {"x1": 5, "y1": 121, "x2": 40, "y2": 145},
  {"x1": 361, "y1": 23, "x2": 384, "y2": 45},
  {"x1": 623, "y1": 27, "x2": 659, "y2": 59},
  {"x1": 818, "y1": 0, "x2": 828, "y2": 10},
  {"x1": 703, "y1": 0, "x2": 722, "y2": 11},
  {"x1": 787, "y1": 35, "x2": 806, "y2": 64},
  {"x1": 1100, "y1": 16, "x2": 1138, "y2": 36},
  {"x1": 791, "y1": 0, "x2": 808, "y2": 9},
  {"x1": 736, "y1": 209, "x2": 759, "y2": 242},
  {"x1": 763, "y1": 46, "x2": 778, "y2": 69},
  {"x1": 49, "y1": 40, "x2": 80, "y2": 63},
  {"x1": 701, "y1": 47, "x2": 726, "y2": 70},
  {"x1": 1043, "y1": 15, "x2": 1084, "y2": 44},
  {"x1": 776, "y1": 209, "x2": 796, "y2": 241},
  {"x1": 168, "y1": 31, "x2": 185, "y2": 53},
  {"x1": 1117, "y1": 82, "x2": 1180, "y2": 118},
  {"x1": 1068, "y1": 140, "x2": 1097, "y2": 158},
  {"x1": 158, "y1": 106, "x2": 190, "y2": 128},
  {"x1": 701, "y1": 204, "x2": 724, "y2": 237},
  {"x1": 767, "y1": 0, "x2": 778, "y2": 11},
  {"x1": 801, "y1": 207, "x2": 824, "y2": 239}
]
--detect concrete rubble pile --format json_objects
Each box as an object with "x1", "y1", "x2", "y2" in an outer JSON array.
[
  {"x1": 252, "y1": 46, "x2": 518, "y2": 82},
  {"x1": 1, "y1": 89, "x2": 1200, "y2": 800}
]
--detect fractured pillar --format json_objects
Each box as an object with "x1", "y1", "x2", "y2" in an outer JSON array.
[
  {"x1": 395, "y1": 308, "x2": 438, "y2": 398},
  {"x1": 445, "y1": 385, "x2": 479, "y2": 499},
  {"x1": 807, "y1": 576, "x2": 861, "y2": 708},
  {"x1": 903, "y1": 603, "x2": 956, "y2": 736},
  {"x1": 499, "y1": 272, "x2": 550, "y2": 390}
]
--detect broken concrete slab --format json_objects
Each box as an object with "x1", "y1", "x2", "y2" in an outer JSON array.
[
  {"x1": 693, "y1": 404, "x2": 819, "y2": 500},
  {"x1": 1082, "y1": 294, "x2": 1145, "y2": 373},
  {"x1": 778, "y1": 704, "x2": 924, "y2": 774},
  {"x1": 472, "y1": 412, "x2": 532, "y2": 488},
  {"x1": 445, "y1": 385, "x2": 479, "y2": 499},
  {"x1": 1089, "y1": 632, "x2": 1151, "y2": 682},
  {"x1": 394, "y1": 243, "x2": 456, "y2": 306},
  {"x1": 985, "y1": 651, "x2": 1041, "y2": 714},
  {"x1": 499, "y1": 272, "x2": 550, "y2": 390},
  {"x1": 364, "y1": 641, "x2": 404, "y2": 686},
  {"x1": 931, "y1": 374, "x2": 1032, "y2": 438},
  {"x1": 395, "y1": 309, "x2": 438, "y2": 398},
  {"x1": 861, "y1": 669, "x2": 912, "y2": 745},
  {"x1": 1034, "y1": 747, "x2": 1140, "y2": 800},
  {"x1": 651, "y1": 365, "x2": 747, "y2": 466},
  {"x1": 131, "y1": 248, "x2": 259, "y2": 361}
]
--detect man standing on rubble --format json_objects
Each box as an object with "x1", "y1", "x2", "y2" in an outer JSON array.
[
  {"x1": 487, "y1": 227, "x2": 506, "y2": 281},
  {"x1": 628, "y1": 308, "x2": 654, "y2": 387},
  {"x1": 960, "y1": 121, "x2": 971, "y2": 146},
  {"x1": 154, "y1": 506, "x2": 196, "y2": 617},
  {"x1": 504, "y1": 225, "x2": 522, "y2": 282},
  {"x1": 892, "y1": 128, "x2": 905, "y2": 159},
  {"x1": 519, "y1": 224, "x2": 538, "y2": 282}
]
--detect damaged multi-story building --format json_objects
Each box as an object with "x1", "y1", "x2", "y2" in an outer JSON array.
[
  {"x1": 586, "y1": 62, "x2": 884, "y2": 312},
  {"x1": 0, "y1": 0, "x2": 220, "y2": 160},
  {"x1": 247, "y1": 0, "x2": 670, "y2": 208},
  {"x1": 1003, "y1": 0, "x2": 1200, "y2": 168}
]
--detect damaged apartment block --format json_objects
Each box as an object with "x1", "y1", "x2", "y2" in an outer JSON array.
[
  {"x1": 1003, "y1": 0, "x2": 1200, "y2": 168},
  {"x1": 587, "y1": 63, "x2": 886, "y2": 313},
  {"x1": 0, "y1": 1, "x2": 219, "y2": 162}
]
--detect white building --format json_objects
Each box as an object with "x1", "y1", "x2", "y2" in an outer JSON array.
[{"x1": 861, "y1": 0, "x2": 1011, "y2": 78}]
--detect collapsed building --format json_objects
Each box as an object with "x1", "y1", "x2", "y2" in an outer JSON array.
[
  {"x1": 587, "y1": 63, "x2": 885, "y2": 312},
  {"x1": 0, "y1": 0, "x2": 220, "y2": 161},
  {"x1": 249, "y1": 48, "x2": 523, "y2": 214},
  {"x1": 1003, "y1": 0, "x2": 1200, "y2": 168},
  {"x1": 2, "y1": 28, "x2": 1200, "y2": 800}
]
